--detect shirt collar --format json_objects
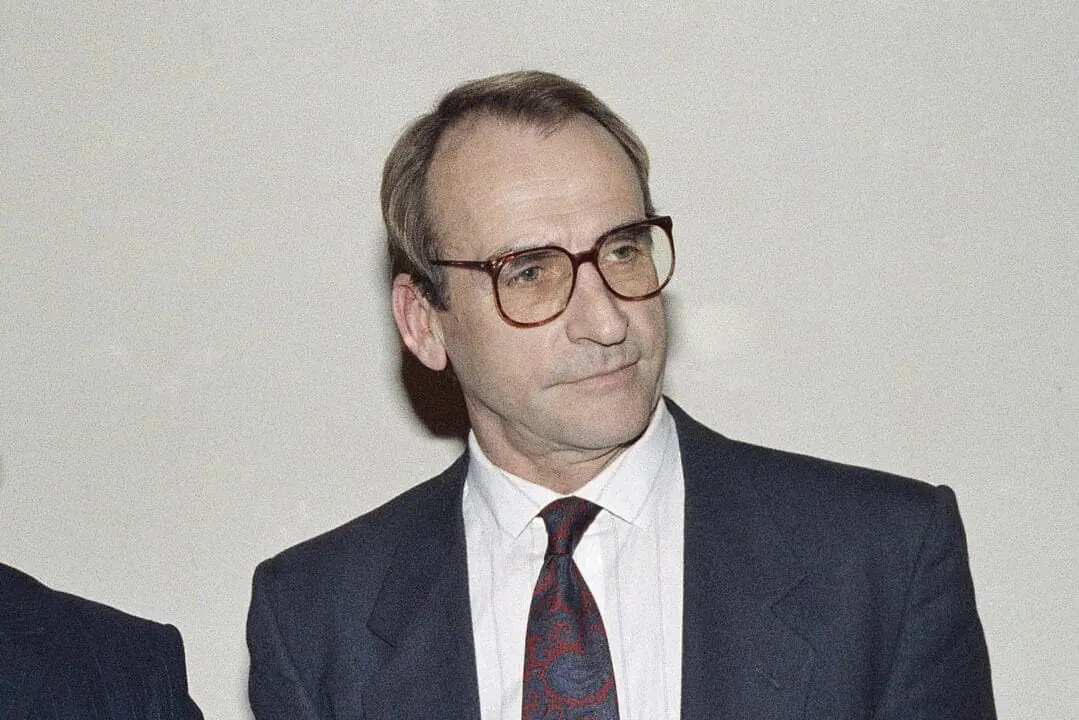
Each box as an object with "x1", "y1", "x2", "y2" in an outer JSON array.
[{"x1": 465, "y1": 401, "x2": 676, "y2": 540}]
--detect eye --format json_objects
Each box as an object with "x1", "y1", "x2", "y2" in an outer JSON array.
[
  {"x1": 603, "y1": 229, "x2": 652, "y2": 263},
  {"x1": 608, "y1": 241, "x2": 642, "y2": 261},
  {"x1": 507, "y1": 264, "x2": 543, "y2": 285},
  {"x1": 498, "y1": 249, "x2": 566, "y2": 288}
]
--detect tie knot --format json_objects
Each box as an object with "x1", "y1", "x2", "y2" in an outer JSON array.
[{"x1": 538, "y1": 497, "x2": 601, "y2": 557}]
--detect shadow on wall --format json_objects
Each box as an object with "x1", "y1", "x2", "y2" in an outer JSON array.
[
  {"x1": 381, "y1": 222, "x2": 471, "y2": 442},
  {"x1": 399, "y1": 351, "x2": 470, "y2": 441}
]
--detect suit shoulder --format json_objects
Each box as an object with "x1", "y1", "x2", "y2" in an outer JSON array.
[
  {"x1": 733, "y1": 436, "x2": 939, "y2": 508},
  {"x1": 246, "y1": 455, "x2": 470, "y2": 699},
  {"x1": 0, "y1": 564, "x2": 200, "y2": 719},
  {"x1": 668, "y1": 399, "x2": 952, "y2": 531},
  {"x1": 253, "y1": 453, "x2": 468, "y2": 594},
  {"x1": 668, "y1": 399, "x2": 966, "y2": 584},
  {"x1": 2, "y1": 562, "x2": 179, "y2": 648},
  {"x1": 57, "y1": 589, "x2": 179, "y2": 647},
  {"x1": 33, "y1": 578, "x2": 185, "y2": 667}
]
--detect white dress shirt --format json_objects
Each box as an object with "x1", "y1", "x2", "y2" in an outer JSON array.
[{"x1": 462, "y1": 402, "x2": 685, "y2": 720}]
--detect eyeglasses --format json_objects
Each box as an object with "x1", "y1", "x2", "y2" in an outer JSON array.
[{"x1": 430, "y1": 216, "x2": 674, "y2": 327}]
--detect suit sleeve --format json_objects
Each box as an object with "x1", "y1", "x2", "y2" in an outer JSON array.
[
  {"x1": 876, "y1": 486, "x2": 996, "y2": 719},
  {"x1": 247, "y1": 560, "x2": 322, "y2": 720},
  {"x1": 158, "y1": 624, "x2": 205, "y2": 720}
]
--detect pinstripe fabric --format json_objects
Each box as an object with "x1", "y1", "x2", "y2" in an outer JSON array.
[{"x1": 0, "y1": 563, "x2": 203, "y2": 720}]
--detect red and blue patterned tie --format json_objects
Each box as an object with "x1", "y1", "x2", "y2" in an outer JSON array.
[{"x1": 522, "y1": 497, "x2": 619, "y2": 719}]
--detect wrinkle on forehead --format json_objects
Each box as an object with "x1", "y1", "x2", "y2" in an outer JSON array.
[{"x1": 426, "y1": 114, "x2": 645, "y2": 259}]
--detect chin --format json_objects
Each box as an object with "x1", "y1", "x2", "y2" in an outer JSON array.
[
  {"x1": 566, "y1": 393, "x2": 656, "y2": 449},
  {"x1": 571, "y1": 422, "x2": 649, "y2": 453}
]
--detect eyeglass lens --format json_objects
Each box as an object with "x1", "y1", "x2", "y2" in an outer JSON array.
[{"x1": 495, "y1": 223, "x2": 673, "y2": 325}]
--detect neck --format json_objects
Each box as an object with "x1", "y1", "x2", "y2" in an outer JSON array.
[
  {"x1": 471, "y1": 432, "x2": 631, "y2": 495},
  {"x1": 519, "y1": 447, "x2": 625, "y2": 494},
  {"x1": 465, "y1": 398, "x2": 656, "y2": 494}
]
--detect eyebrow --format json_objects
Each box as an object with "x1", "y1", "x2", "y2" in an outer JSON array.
[{"x1": 484, "y1": 216, "x2": 650, "y2": 260}]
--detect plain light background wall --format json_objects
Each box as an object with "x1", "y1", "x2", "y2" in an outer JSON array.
[{"x1": 2, "y1": 2, "x2": 1075, "y2": 717}]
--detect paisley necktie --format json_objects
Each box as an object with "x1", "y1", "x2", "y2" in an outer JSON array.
[{"x1": 522, "y1": 496, "x2": 619, "y2": 719}]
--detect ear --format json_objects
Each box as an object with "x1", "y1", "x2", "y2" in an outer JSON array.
[{"x1": 392, "y1": 273, "x2": 448, "y2": 371}]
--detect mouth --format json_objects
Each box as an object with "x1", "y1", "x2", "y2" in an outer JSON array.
[{"x1": 568, "y1": 359, "x2": 638, "y2": 387}]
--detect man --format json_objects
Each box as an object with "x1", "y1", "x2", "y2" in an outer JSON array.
[
  {"x1": 0, "y1": 562, "x2": 203, "y2": 719},
  {"x1": 247, "y1": 71, "x2": 995, "y2": 719}
]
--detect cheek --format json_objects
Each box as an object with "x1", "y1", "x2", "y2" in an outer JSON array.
[
  {"x1": 631, "y1": 300, "x2": 668, "y2": 353},
  {"x1": 442, "y1": 311, "x2": 535, "y2": 385},
  {"x1": 465, "y1": 328, "x2": 559, "y2": 398}
]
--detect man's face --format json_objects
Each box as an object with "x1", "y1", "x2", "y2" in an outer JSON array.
[{"x1": 399, "y1": 114, "x2": 668, "y2": 476}]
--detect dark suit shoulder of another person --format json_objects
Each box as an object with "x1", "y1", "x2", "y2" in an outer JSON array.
[{"x1": 0, "y1": 563, "x2": 203, "y2": 720}]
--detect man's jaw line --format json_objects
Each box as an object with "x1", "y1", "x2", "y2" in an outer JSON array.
[
  {"x1": 477, "y1": 394, "x2": 668, "y2": 494},
  {"x1": 487, "y1": 436, "x2": 633, "y2": 496},
  {"x1": 465, "y1": 402, "x2": 643, "y2": 495}
]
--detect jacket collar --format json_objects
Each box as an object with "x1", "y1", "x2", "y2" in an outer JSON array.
[
  {"x1": 362, "y1": 455, "x2": 482, "y2": 720},
  {"x1": 357, "y1": 400, "x2": 818, "y2": 720},
  {"x1": 668, "y1": 400, "x2": 816, "y2": 719}
]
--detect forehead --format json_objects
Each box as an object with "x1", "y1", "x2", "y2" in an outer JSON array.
[{"x1": 425, "y1": 114, "x2": 644, "y2": 255}]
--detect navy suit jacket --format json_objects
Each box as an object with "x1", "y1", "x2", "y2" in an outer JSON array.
[
  {"x1": 0, "y1": 563, "x2": 203, "y2": 720},
  {"x1": 247, "y1": 400, "x2": 995, "y2": 719}
]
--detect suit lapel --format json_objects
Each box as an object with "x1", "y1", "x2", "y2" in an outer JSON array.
[
  {"x1": 360, "y1": 457, "x2": 481, "y2": 720},
  {"x1": 671, "y1": 403, "x2": 816, "y2": 720},
  {"x1": 350, "y1": 403, "x2": 820, "y2": 719}
]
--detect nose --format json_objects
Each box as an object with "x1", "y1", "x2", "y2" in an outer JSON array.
[{"x1": 563, "y1": 262, "x2": 629, "y2": 346}]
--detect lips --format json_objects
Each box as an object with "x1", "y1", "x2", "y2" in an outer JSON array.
[
  {"x1": 542, "y1": 345, "x2": 643, "y2": 389},
  {"x1": 585, "y1": 362, "x2": 633, "y2": 381},
  {"x1": 567, "y1": 358, "x2": 637, "y2": 386}
]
